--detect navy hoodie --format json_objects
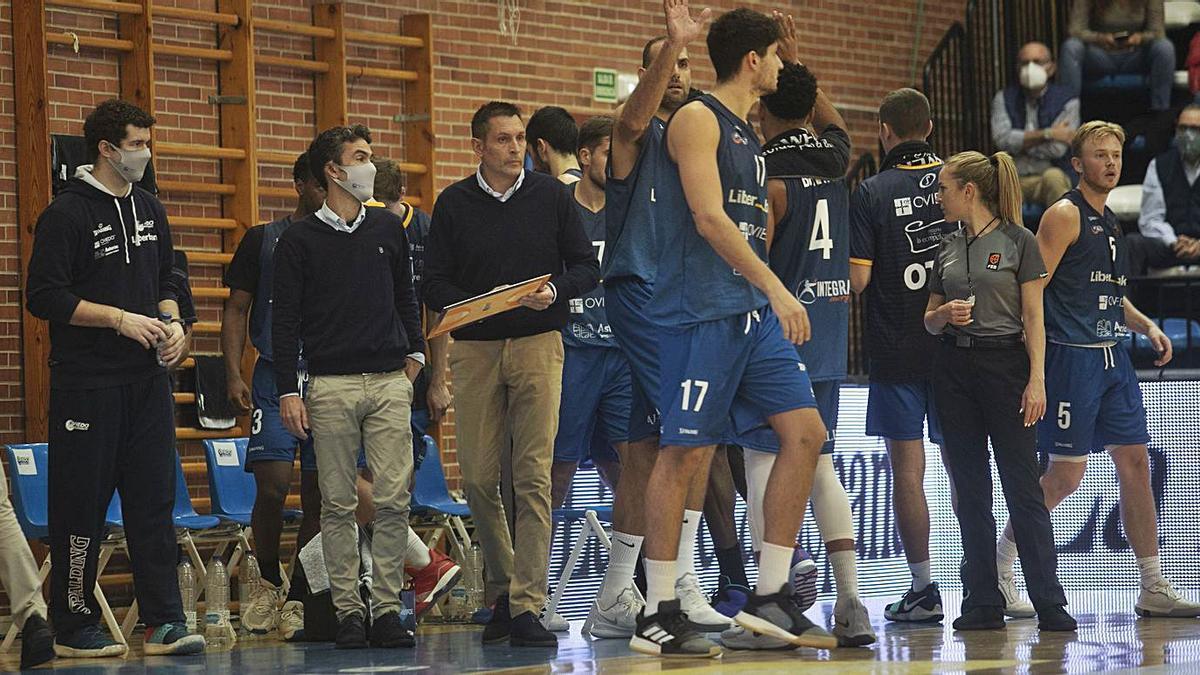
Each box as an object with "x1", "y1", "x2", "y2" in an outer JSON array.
[{"x1": 26, "y1": 168, "x2": 179, "y2": 390}]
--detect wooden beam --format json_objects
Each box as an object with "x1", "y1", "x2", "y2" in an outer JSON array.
[
  {"x1": 178, "y1": 251, "x2": 233, "y2": 265},
  {"x1": 173, "y1": 392, "x2": 196, "y2": 404},
  {"x1": 177, "y1": 427, "x2": 244, "y2": 440},
  {"x1": 46, "y1": 32, "x2": 135, "y2": 52},
  {"x1": 154, "y1": 43, "x2": 234, "y2": 62},
  {"x1": 255, "y1": 18, "x2": 334, "y2": 39},
  {"x1": 152, "y1": 4, "x2": 239, "y2": 26},
  {"x1": 158, "y1": 180, "x2": 236, "y2": 195},
  {"x1": 345, "y1": 65, "x2": 418, "y2": 82},
  {"x1": 400, "y1": 14, "x2": 436, "y2": 212},
  {"x1": 155, "y1": 141, "x2": 246, "y2": 160},
  {"x1": 218, "y1": 0, "x2": 258, "y2": 440},
  {"x1": 48, "y1": 0, "x2": 142, "y2": 14},
  {"x1": 344, "y1": 29, "x2": 423, "y2": 49},
  {"x1": 313, "y1": 2, "x2": 347, "y2": 128},
  {"x1": 191, "y1": 287, "x2": 231, "y2": 299},
  {"x1": 170, "y1": 216, "x2": 239, "y2": 230},
  {"x1": 255, "y1": 54, "x2": 329, "y2": 74},
  {"x1": 118, "y1": 0, "x2": 154, "y2": 113},
  {"x1": 192, "y1": 322, "x2": 220, "y2": 335},
  {"x1": 15, "y1": 0, "x2": 52, "y2": 442}
]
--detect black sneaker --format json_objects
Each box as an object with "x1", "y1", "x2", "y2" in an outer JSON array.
[
  {"x1": 734, "y1": 583, "x2": 838, "y2": 650},
  {"x1": 19, "y1": 614, "x2": 55, "y2": 669},
  {"x1": 370, "y1": 612, "x2": 415, "y2": 648},
  {"x1": 1036, "y1": 604, "x2": 1077, "y2": 632},
  {"x1": 54, "y1": 623, "x2": 127, "y2": 658},
  {"x1": 510, "y1": 611, "x2": 558, "y2": 648},
  {"x1": 952, "y1": 606, "x2": 1006, "y2": 631},
  {"x1": 884, "y1": 582, "x2": 945, "y2": 623},
  {"x1": 335, "y1": 613, "x2": 368, "y2": 649},
  {"x1": 629, "y1": 599, "x2": 721, "y2": 658},
  {"x1": 482, "y1": 594, "x2": 511, "y2": 644}
]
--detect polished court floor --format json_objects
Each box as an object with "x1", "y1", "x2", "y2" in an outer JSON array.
[{"x1": 4, "y1": 591, "x2": 1199, "y2": 673}]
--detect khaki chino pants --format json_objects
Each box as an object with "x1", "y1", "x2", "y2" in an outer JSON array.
[
  {"x1": 307, "y1": 371, "x2": 414, "y2": 621},
  {"x1": 451, "y1": 331, "x2": 563, "y2": 617}
]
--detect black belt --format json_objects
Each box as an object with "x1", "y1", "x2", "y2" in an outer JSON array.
[{"x1": 939, "y1": 333, "x2": 1024, "y2": 349}]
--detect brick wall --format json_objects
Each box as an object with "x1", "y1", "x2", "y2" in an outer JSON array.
[{"x1": 0, "y1": 0, "x2": 966, "y2": 618}]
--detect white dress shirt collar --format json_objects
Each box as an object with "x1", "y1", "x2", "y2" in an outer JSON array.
[
  {"x1": 476, "y1": 166, "x2": 525, "y2": 202},
  {"x1": 316, "y1": 201, "x2": 367, "y2": 233}
]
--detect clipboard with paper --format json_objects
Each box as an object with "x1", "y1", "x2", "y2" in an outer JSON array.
[{"x1": 427, "y1": 274, "x2": 553, "y2": 338}]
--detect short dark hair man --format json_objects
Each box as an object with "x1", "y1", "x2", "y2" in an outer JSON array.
[
  {"x1": 26, "y1": 98, "x2": 204, "y2": 658},
  {"x1": 525, "y1": 105, "x2": 581, "y2": 183},
  {"x1": 221, "y1": 151, "x2": 325, "y2": 639},
  {"x1": 423, "y1": 100, "x2": 599, "y2": 650},
  {"x1": 273, "y1": 124, "x2": 427, "y2": 649},
  {"x1": 1137, "y1": 104, "x2": 1200, "y2": 270}
]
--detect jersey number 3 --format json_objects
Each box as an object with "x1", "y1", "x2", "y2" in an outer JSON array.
[{"x1": 808, "y1": 198, "x2": 833, "y2": 260}]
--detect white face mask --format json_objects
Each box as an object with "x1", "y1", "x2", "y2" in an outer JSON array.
[
  {"x1": 1019, "y1": 62, "x2": 1048, "y2": 91},
  {"x1": 332, "y1": 162, "x2": 377, "y2": 203},
  {"x1": 107, "y1": 146, "x2": 151, "y2": 184}
]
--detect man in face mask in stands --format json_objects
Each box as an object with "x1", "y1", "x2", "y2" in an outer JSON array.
[
  {"x1": 1138, "y1": 105, "x2": 1200, "y2": 268},
  {"x1": 991, "y1": 41, "x2": 1080, "y2": 213}
]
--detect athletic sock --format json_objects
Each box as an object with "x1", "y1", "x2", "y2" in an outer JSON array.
[
  {"x1": 716, "y1": 545, "x2": 749, "y2": 589},
  {"x1": 1137, "y1": 555, "x2": 1165, "y2": 588},
  {"x1": 405, "y1": 527, "x2": 432, "y2": 570},
  {"x1": 676, "y1": 510, "x2": 702, "y2": 578},
  {"x1": 829, "y1": 550, "x2": 860, "y2": 603},
  {"x1": 908, "y1": 560, "x2": 932, "y2": 592},
  {"x1": 757, "y1": 542, "x2": 793, "y2": 596},
  {"x1": 645, "y1": 558, "x2": 678, "y2": 613},
  {"x1": 599, "y1": 531, "x2": 643, "y2": 605},
  {"x1": 259, "y1": 558, "x2": 283, "y2": 587},
  {"x1": 996, "y1": 531, "x2": 1019, "y2": 574},
  {"x1": 285, "y1": 564, "x2": 305, "y2": 602}
]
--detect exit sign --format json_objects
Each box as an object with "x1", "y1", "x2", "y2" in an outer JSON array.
[{"x1": 593, "y1": 68, "x2": 618, "y2": 103}]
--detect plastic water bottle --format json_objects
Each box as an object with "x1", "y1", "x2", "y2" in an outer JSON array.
[
  {"x1": 155, "y1": 311, "x2": 173, "y2": 366},
  {"x1": 177, "y1": 555, "x2": 197, "y2": 632},
  {"x1": 238, "y1": 553, "x2": 261, "y2": 633},
  {"x1": 466, "y1": 544, "x2": 485, "y2": 613},
  {"x1": 205, "y1": 556, "x2": 231, "y2": 646}
]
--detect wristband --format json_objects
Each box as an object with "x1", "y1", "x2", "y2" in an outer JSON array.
[{"x1": 114, "y1": 310, "x2": 125, "y2": 334}]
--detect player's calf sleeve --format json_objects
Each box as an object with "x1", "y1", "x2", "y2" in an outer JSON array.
[
  {"x1": 811, "y1": 455, "x2": 856, "y2": 544},
  {"x1": 743, "y1": 448, "x2": 775, "y2": 553}
]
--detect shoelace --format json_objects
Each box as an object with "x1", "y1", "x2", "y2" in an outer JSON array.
[
  {"x1": 611, "y1": 590, "x2": 642, "y2": 618},
  {"x1": 1149, "y1": 581, "x2": 1182, "y2": 600}
]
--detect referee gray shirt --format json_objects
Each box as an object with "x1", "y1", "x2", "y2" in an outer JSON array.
[{"x1": 930, "y1": 221, "x2": 1047, "y2": 338}]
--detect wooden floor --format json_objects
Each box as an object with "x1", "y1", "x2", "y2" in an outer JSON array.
[{"x1": 3, "y1": 591, "x2": 1199, "y2": 673}]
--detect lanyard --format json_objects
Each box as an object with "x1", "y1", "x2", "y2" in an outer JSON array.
[{"x1": 963, "y1": 217, "x2": 1000, "y2": 298}]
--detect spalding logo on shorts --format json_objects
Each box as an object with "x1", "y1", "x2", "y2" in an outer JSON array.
[{"x1": 64, "y1": 419, "x2": 90, "y2": 432}]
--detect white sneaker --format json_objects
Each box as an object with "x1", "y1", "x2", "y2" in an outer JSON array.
[
  {"x1": 587, "y1": 586, "x2": 642, "y2": 639},
  {"x1": 1136, "y1": 581, "x2": 1200, "y2": 618},
  {"x1": 832, "y1": 598, "x2": 876, "y2": 647},
  {"x1": 719, "y1": 624, "x2": 791, "y2": 651},
  {"x1": 998, "y1": 571, "x2": 1036, "y2": 618},
  {"x1": 676, "y1": 573, "x2": 732, "y2": 632},
  {"x1": 279, "y1": 600, "x2": 305, "y2": 641},
  {"x1": 241, "y1": 579, "x2": 283, "y2": 634},
  {"x1": 540, "y1": 607, "x2": 570, "y2": 632}
]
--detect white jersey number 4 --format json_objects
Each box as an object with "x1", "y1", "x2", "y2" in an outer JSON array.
[{"x1": 808, "y1": 198, "x2": 834, "y2": 260}]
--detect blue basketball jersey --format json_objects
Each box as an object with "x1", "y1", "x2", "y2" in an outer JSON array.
[
  {"x1": 249, "y1": 216, "x2": 294, "y2": 362},
  {"x1": 770, "y1": 175, "x2": 851, "y2": 381},
  {"x1": 1045, "y1": 189, "x2": 1130, "y2": 345},
  {"x1": 565, "y1": 188, "x2": 616, "y2": 348},
  {"x1": 649, "y1": 95, "x2": 769, "y2": 325},
  {"x1": 604, "y1": 117, "x2": 667, "y2": 284}
]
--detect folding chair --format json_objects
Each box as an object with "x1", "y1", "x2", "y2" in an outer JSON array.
[
  {"x1": 544, "y1": 506, "x2": 625, "y2": 637},
  {"x1": 119, "y1": 453, "x2": 230, "y2": 639},
  {"x1": 410, "y1": 435, "x2": 472, "y2": 561},
  {"x1": 2, "y1": 444, "x2": 127, "y2": 650},
  {"x1": 201, "y1": 439, "x2": 300, "y2": 593}
]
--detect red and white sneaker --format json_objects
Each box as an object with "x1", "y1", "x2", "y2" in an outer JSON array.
[{"x1": 407, "y1": 548, "x2": 462, "y2": 617}]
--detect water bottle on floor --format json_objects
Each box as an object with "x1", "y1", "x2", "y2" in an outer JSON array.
[
  {"x1": 177, "y1": 553, "x2": 197, "y2": 633},
  {"x1": 466, "y1": 544, "x2": 485, "y2": 614},
  {"x1": 238, "y1": 553, "x2": 261, "y2": 635},
  {"x1": 205, "y1": 555, "x2": 231, "y2": 647}
]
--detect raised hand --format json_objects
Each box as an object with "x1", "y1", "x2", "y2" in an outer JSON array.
[
  {"x1": 665, "y1": 0, "x2": 711, "y2": 46},
  {"x1": 773, "y1": 11, "x2": 800, "y2": 65}
]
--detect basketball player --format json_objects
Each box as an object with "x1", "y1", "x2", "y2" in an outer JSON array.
[
  {"x1": 550, "y1": 115, "x2": 631, "y2": 511},
  {"x1": 592, "y1": 0, "x2": 732, "y2": 639},
  {"x1": 849, "y1": 88, "x2": 959, "y2": 622},
  {"x1": 996, "y1": 121, "x2": 1200, "y2": 618},
  {"x1": 723, "y1": 28, "x2": 874, "y2": 648},
  {"x1": 631, "y1": 8, "x2": 836, "y2": 657},
  {"x1": 527, "y1": 106, "x2": 582, "y2": 184}
]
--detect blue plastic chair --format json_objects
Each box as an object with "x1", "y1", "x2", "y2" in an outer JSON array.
[
  {"x1": 201, "y1": 438, "x2": 301, "y2": 526},
  {"x1": 410, "y1": 435, "x2": 472, "y2": 559}
]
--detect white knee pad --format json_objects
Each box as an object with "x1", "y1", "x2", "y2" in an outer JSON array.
[{"x1": 810, "y1": 455, "x2": 856, "y2": 544}]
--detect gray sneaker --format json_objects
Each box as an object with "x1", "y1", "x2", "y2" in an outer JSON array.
[
  {"x1": 719, "y1": 625, "x2": 792, "y2": 651},
  {"x1": 734, "y1": 583, "x2": 838, "y2": 650},
  {"x1": 832, "y1": 598, "x2": 876, "y2": 647}
]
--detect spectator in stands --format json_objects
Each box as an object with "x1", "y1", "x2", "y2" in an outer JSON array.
[
  {"x1": 991, "y1": 41, "x2": 1079, "y2": 211},
  {"x1": 1136, "y1": 104, "x2": 1200, "y2": 271},
  {"x1": 25, "y1": 99, "x2": 205, "y2": 658},
  {"x1": 423, "y1": 101, "x2": 599, "y2": 649},
  {"x1": 525, "y1": 106, "x2": 582, "y2": 184},
  {"x1": 273, "y1": 125, "x2": 426, "y2": 649},
  {"x1": 1060, "y1": 0, "x2": 1174, "y2": 113}
]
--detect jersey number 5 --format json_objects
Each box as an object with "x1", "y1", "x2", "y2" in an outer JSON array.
[{"x1": 808, "y1": 198, "x2": 833, "y2": 260}]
